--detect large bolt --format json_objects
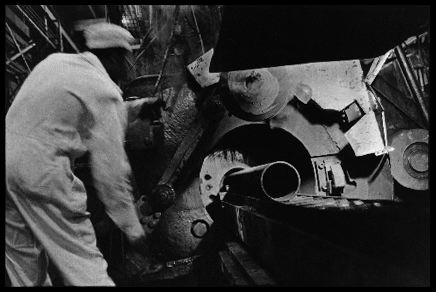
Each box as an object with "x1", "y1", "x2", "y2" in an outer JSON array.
[
  {"x1": 149, "y1": 184, "x2": 176, "y2": 213},
  {"x1": 408, "y1": 151, "x2": 428, "y2": 173},
  {"x1": 191, "y1": 219, "x2": 210, "y2": 238}
]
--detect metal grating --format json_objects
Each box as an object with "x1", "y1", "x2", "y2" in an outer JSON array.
[{"x1": 120, "y1": 5, "x2": 148, "y2": 39}]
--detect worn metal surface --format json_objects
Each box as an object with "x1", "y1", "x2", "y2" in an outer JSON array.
[
  {"x1": 344, "y1": 110, "x2": 385, "y2": 156},
  {"x1": 389, "y1": 129, "x2": 428, "y2": 191},
  {"x1": 157, "y1": 122, "x2": 204, "y2": 186},
  {"x1": 209, "y1": 107, "x2": 344, "y2": 158},
  {"x1": 214, "y1": 59, "x2": 388, "y2": 157},
  {"x1": 149, "y1": 178, "x2": 214, "y2": 261},
  {"x1": 269, "y1": 104, "x2": 348, "y2": 156},
  {"x1": 200, "y1": 59, "x2": 390, "y2": 158},
  {"x1": 267, "y1": 60, "x2": 371, "y2": 112},
  {"x1": 126, "y1": 84, "x2": 221, "y2": 263},
  {"x1": 126, "y1": 85, "x2": 200, "y2": 195},
  {"x1": 226, "y1": 69, "x2": 281, "y2": 116}
]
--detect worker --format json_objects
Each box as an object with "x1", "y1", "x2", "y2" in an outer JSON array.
[{"x1": 6, "y1": 22, "x2": 162, "y2": 286}]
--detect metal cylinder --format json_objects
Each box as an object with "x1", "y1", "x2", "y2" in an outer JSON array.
[{"x1": 223, "y1": 161, "x2": 301, "y2": 202}]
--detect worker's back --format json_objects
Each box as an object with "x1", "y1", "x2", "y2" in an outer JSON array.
[
  {"x1": 5, "y1": 21, "x2": 148, "y2": 287},
  {"x1": 6, "y1": 52, "x2": 123, "y2": 159},
  {"x1": 5, "y1": 52, "x2": 126, "y2": 210}
]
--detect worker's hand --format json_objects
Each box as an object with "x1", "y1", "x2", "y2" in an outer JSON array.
[
  {"x1": 138, "y1": 97, "x2": 165, "y2": 120},
  {"x1": 126, "y1": 233, "x2": 148, "y2": 252},
  {"x1": 125, "y1": 215, "x2": 164, "y2": 275},
  {"x1": 125, "y1": 97, "x2": 156, "y2": 123},
  {"x1": 125, "y1": 97, "x2": 165, "y2": 123}
]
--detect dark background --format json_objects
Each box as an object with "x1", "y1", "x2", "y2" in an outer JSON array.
[{"x1": 211, "y1": 5, "x2": 429, "y2": 71}]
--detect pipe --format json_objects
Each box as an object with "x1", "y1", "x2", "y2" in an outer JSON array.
[
  {"x1": 15, "y1": 5, "x2": 57, "y2": 49},
  {"x1": 6, "y1": 42, "x2": 36, "y2": 66},
  {"x1": 394, "y1": 45, "x2": 429, "y2": 128},
  {"x1": 224, "y1": 161, "x2": 301, "y2": 203},
  {"x1": 41, "y1": 5, "x2": 80, "y2": 53},
  {"x1": 6, "y1": 22, "x2": 31, "y2": 72}
]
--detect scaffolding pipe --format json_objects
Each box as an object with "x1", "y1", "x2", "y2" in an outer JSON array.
[
  {"x1": 15, "y1": 5, "x2": 56, "y2": 49},
  {"x1": 149, "y1": 5, "x2": 153, "y2": 27},
  {"x1": 6, "y1": 42, "x2": 36, "y2": 66},
  {"x1": 88, "y1": 5, "x2": 97, "y2": 18},
  {"x1": 153, "y1": 5, "x2": 180, "y2": 95},
  {"x1": 394, "y1": 45, "x2": 429, "y2": 128},
  {"x1": 6, "y1": 22, "x2": 31, "y2": 72},
  {"x1": 41, "y1": 6, "x2": 79, "y2": 53},
  {"x1": 190, "y1": 5, "x2": 205, "y2": 54},
  {"x1": 58, "y1": 20, "x2": 63, "y2": 52}
]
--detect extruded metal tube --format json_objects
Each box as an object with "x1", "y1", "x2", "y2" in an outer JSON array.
[{"x1": 224, "y1": 161, "x2": 301, "y2": 203}]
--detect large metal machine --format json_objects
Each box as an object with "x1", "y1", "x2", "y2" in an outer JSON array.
[
  {"x1": 123, "y1": 35, "x2": 430, "y2": 285},
  {"x1": 125, "y1": 7, "x2": 429, "y2": 285}
]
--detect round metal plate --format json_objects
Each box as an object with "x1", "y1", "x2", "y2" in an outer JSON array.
[{"x1": 389, "y1": 129, "x2": 428, "y2": 191}]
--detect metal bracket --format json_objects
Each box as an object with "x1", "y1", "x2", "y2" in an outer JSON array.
[
  {"x1": 375, "y1": 111, "x2": 395, "y2": 156},
  {"x1": 313, "y1": 158, "x2": 347, "y2": 197}
]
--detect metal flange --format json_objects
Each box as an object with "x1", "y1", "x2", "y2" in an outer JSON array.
[{"x1": 389, "y1": 129, "x2": 428, "y2": 191}]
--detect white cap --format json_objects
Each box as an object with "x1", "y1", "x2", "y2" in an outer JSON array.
[{"x1": 78, "y1": 21, "x2": 135, "y2": 52}]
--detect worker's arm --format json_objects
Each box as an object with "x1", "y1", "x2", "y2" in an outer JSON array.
[
  {"x1": 124, "y1": 96, "x2": 164, "y2": 123},
  {"x1": 125, "y1": 97, "x2": 149, "y2": 123},
  {"x1": 86, "y1": 95, "x2": 145, "y2": 243}
]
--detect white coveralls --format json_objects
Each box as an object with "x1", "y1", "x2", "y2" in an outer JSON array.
[{"x1": 5, "y1": 52, "x2": 145, "y2": 286}]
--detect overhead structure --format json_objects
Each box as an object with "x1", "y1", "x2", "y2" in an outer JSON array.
[{"x1": 5, "y1": 5, "x2": 79, "y2": 107}]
